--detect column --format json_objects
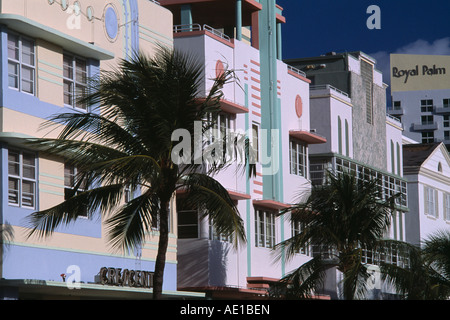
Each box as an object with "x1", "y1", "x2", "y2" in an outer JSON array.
[
  {"x1": 180, "y1": 4, "x2": 192, "y2": 26},
  {"x1": 236, "y1": 0, "x2": 242, "y2": 41}
]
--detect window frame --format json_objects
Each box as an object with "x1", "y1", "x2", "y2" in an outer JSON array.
[
  {"x1": 444, "y1": 193, "x2": 450, "y2": 221},
  {"x1": 424, "y1": 186, "x2": 438, "y2": 218},
  {"x1": 420, "y1": 99, "x2": 433, "y2": 112},
  {"x1": 291, "y1": 220, "x2": 310, "y2": 255},
  {"x1": 63, "y1": 52, "x2": 88, "y2": 110},
  {"x1": 255, "y1": 209, "x2": 276, "y2": 248},
  {"x1": 64, "y1": 162, "x2": 88, "y2": 218},
  {"x1": 289, "y1": 138, "x2": 308, "y2": 178},
  {"x1": 8, "y1": 149, "x2": 37, "y2": 209},
  {"x1": 7, "y1": 32, "x2": 36, "y2": 95},
  {"x1": 422, "y1": 132, "x2": 434, "y2": 144}
]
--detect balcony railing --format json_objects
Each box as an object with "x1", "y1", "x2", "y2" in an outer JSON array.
[
  {"x1": 310, "y1": 84, "x2": 349, "y2": 98},
  {"x1": 173, "y1": 24, "x2": 231, "y2": 43},
  {"x1": 387, "y1": 106, "x2": 404, "y2": 116},
  {"x1": 287, "y1": 65, "x2": 307, "y2": 78}
]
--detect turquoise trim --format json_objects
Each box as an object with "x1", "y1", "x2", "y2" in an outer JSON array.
[
  {"x1": 236, "y1": 0, "x2": 242, "y2": 41},
  {"x1": 276, "y1": 22, "x2": 282, "y2": 60},
  {"x1": 38, "y1": 59, "x2": 63, "y2": 71},
  {"x1": 245, "y1": 83, "x2": 252, "y2": 277},
  {"x1": 180, "y1": 4, "x2": 193, "y2": 25},
  {"x1": 38, "y1": 75, "x2": 63, "y2": 87},
  {"x1": 39, "y1": 189, "x2": 65, "y2": 196},
  {"x1": 260, "y1": 0, "x2": 282, "y2": 202},
  {"x1": 280, "y1": 214, "x2": 285, "y2": 276}
]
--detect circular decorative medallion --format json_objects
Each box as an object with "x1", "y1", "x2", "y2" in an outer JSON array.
[
  {"x1": 104, "y1": 4, "x2": 119, "y2": 42},
  {"x1": 215, "y1": 60, "x2": 225, "y2": 79},
  {"x1": 295, "y1": 95, "x2": 303, "y2": 118}
]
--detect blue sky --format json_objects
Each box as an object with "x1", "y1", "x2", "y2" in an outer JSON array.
[{"x1": 277, "y1": 0, "x2": 450, "y2": 83}]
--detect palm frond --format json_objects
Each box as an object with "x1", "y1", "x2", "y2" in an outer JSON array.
[
  {"x1": 179, "y1": 173, "x2": 246, "y2": 246},
  {"x1": 104, "y1": 190, "x2": 159, "y2": 252},
  {"x1": 26, "y1": 183, "x2": 125, "y2": 238},
  {"x1": 280, "y1": 256, "x2": 337, "y2": 299}
]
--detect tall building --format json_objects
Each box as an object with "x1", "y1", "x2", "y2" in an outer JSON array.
[
  {"x1": 285, "y1": 51, "x2": 408, "y2": 299},
  {"x1": 0, "y1": 0, "x2": 201, "y2": 300},
  {"x1": 160, "y1": 0, "x2": 327, "y2": 299},
  {"x1": 388, "y1": 54, "x2": 450, "y2": 147}
]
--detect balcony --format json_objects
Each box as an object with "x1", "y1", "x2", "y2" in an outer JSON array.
[
  {"x1": 387, "y1": 106, "x2": 404, "y2": 116},
  {"x1": 412, "y1": 122, "x2": 438, "y2": 131},
  {"x1": 173, "y1": 24, "x2": 234, "y2": 48},
  {"x1": 434, "y1": 106, "x2": 450, "y2": 114}
]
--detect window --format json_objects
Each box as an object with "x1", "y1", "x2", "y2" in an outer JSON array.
[
  {"x1": 444, "y1": 115, "x2": 450, "y2": 128},
  {"x1": 63, "y1": 54, "x2": 88, "y2": 109},
  {"x1": 255, "y1": 209, "x2": 276, "y2": 248},
  {"x1": 393, "y1": 100, "x2": 401, "y2": 110},
  {"x1": 8, "y1": 33, "x2": 35, "y2": 94},
  {"x1": 338, "y1": 116, "x2": 342, "y2": 154},
  {"x1": 292, "y1": 220, "x2": 309, "y2": 255},
  {"x1": 444, "y1": 193, "x2": 450, "y2": 221},
  {"x1": 421, "y1": 115, "x2": 433, "y2": 125},
  {"x1": 252, "y1": 123, "x2": 259, "y2": 163},
  {"x1": 445, "y1": 131, "x2": 450, "y2": 142},
  {"x1": 424, "y1": 186, "x2": 438, "y2": 218},
  {"x1": 422, "y1": 132, "x2": 434, "y2": 143},
  {"x1": 64, "y1": 163, "x2": 88, "y2": 217},
  {"x1": 289, "y1": 139, "x2": 307, "y2": 178},
  {"x1": 443, "y1": 98, "x2": 450, "y2": 109},
  {"x1": 420, "y1": 99, "x2": 433, "y2": 112},
  {"x1": 8, "y1": 150, "x2": 36, "y2": 208},
  {"x1": 178, "y1": 210, "x2": 198, "y2": 238}
]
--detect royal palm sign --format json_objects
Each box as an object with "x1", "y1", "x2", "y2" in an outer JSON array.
[{"x1": 390, "y1": 54, "x2": 450, "y2": 92}]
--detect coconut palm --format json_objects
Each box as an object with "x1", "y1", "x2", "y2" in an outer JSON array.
[
  {"x1": 381, "y1": 230, "x2": 450, "y2": 299},
  {"x1": 26, "y1": 46, "x2": 253, "y2": 300},
  {"x1": 275, "y1": 171, "x2": 399, "y2": 300}
]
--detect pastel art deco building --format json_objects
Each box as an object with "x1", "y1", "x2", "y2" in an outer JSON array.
[
  {"x1": 0, "y1": 0, "x2": 201, "y2": 300},
  {"x1": 286, "y1": 51, "x2": 409, "y2": 299},
  {"x1": 160, "y1": 0, "x2": 327, "y2": 299}
]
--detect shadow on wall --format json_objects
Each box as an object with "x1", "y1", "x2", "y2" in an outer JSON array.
[
  {"x1": 0, "y1": 222, "x2": 14, "y2": 278},
  {"x1": 177, "y1": 238, "x2": 229, "y2": 288}
]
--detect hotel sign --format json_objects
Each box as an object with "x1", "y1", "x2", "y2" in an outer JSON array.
[
  {"x1": 98, "y1": 267, "x2": 154, "y2": 289},
  {"x1": 390, "y1": 54, "x2": 450, "y2": 92}
]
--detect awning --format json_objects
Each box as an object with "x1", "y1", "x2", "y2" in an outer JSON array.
[
  {"x1": 0, "y1": 14, "x2": 114, "y2": 61},
  {"x1": 0, "y1": 279, "x2": 205, "y2": 300},
  {"x1": 252, "y1": 199, "x2": 290, "y2": 210},
  {"x1": 289, "y1": 130, "x2": 327, "y2": 144}
]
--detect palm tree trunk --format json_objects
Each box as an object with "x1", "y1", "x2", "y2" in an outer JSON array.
[{"x1": 153, "y1": 201, "x2": 169, "y2": 300}]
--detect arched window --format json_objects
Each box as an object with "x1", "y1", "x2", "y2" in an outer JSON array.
[{"x1": 338, "y1": 116, "x2": 342, "y2": 154}]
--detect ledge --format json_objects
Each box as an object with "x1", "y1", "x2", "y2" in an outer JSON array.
[
  {"x1": 253, "y1": 199, "x2": 290, "y2": 210},
  {"x1": 289, "y1": 130, "x2": 327, "y2": 144},
  {"x1": 0, "y1": 14, "x2": 114, "y2": 61}
]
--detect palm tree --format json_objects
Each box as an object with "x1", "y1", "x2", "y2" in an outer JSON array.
[
  {"x1": 381, "y1": 230, "x2": 450, "y2": 299},
  {"x1": 26, "y1": 46, "x2": 253, "y2": 300},
  {"x1": 274, "y1": 171, "x2": 399, "y2": 300}
]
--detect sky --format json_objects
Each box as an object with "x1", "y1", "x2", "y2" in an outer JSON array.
[{"x1": 276, "y1": 0, "x2": 450, "y2": 85}]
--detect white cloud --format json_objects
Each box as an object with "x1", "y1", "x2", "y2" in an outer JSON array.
[{"x1": 371, "y1": 37, "x2": 450, "y2": 84}]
